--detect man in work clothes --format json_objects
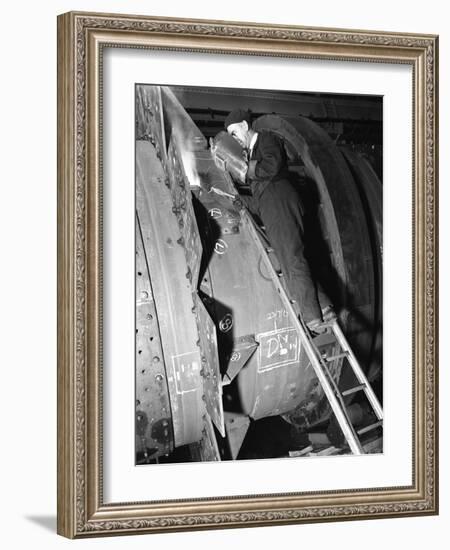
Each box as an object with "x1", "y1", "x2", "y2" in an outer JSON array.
[{"x1": 224, "y1": 108, "x2": 333, "y2": 332}]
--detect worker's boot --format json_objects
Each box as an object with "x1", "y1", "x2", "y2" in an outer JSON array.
[
  {"x1": 306, "y1": 317, "x2": 327, "y2": 336},
  {"x1": 321, "y1": 305, "x2": 337, "y2": 322}
]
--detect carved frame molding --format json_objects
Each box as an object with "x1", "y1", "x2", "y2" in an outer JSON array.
[{"x1": 57, "y1": 11, "x2": 438, "y2": 538}]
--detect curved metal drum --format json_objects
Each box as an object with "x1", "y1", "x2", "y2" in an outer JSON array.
[
  {"x1": 340, "y1": 146, "x2": 383, "y2": 383},
  {"x1": 194, "y1": 180, "x2": 318, "y2": 420}
]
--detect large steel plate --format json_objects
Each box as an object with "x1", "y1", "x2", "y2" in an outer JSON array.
[
  {"x1": 195, "y1": 294, "x2": 225, "y2": 436},
  {"x1": 136, "y1": 139, "x2": 205, "y2": 447},
  {"x1": 135, "y1": 215, "x2": 173, "y2": 461}
]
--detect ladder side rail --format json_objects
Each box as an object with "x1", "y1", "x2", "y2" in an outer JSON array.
[{"x1": 331, "y1": 321, "x2": 383, "y2": 420}]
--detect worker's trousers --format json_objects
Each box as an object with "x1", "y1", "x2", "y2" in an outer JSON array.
[{"x1": 242, "y1": 179, "x2": 329, "y2": 324}]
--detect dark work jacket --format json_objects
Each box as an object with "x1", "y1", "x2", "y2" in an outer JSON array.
[{"x1": 246, "y1": 130, "x2": 290, "y2": 199}]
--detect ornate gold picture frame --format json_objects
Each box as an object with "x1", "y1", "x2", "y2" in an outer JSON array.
[{"x1": 57, "y1": 11, "x2": 438, "y2": 538}]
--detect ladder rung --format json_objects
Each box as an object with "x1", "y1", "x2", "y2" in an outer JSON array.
[
  {"x1": 357, "y1": 420, "x2": 383, "y2": 436},
  {"x1": 317, "y1": 321, "x2": 334, "y2": 329},
  {"x1": 325, "y1": 352, "x2": 348, "y2": 362},
  {"x1": 341, "y1": 383, "x2": 366, "y2": 396},
  {"x1": 316, "y1": 446, "x2": 340, "y2": 456},
  {"x1": 327, "y1": 320, "x2": 384, "y2": 421}
]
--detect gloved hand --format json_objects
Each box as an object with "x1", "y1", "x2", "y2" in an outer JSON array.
[
  {"x1": 209, "y1": 137, "x2": 227, "y2": 171},
  {"x1": 232, "y1": 196, "x2": 246, "y2": 211},
  {"x1": 247, "y1": 159, "x2": 257, "y2": 180}
]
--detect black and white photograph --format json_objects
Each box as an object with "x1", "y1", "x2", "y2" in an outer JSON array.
[
  {"x1": 135, "y1": 84, "x2": 383, "y2": 464},
  {"x1": 1, "y1": 0, "x2": 444, "y2": 545}
]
